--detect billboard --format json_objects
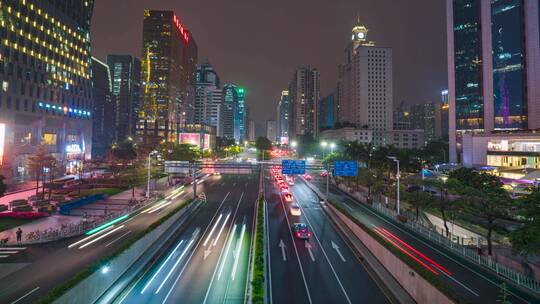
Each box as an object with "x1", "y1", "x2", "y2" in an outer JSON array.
[
  {"x1": 179, "y1": 132, "x2": 210, "y2": 150},
  {"x1": 0, "y1": 123, "x2": 4, "y2": 166}
]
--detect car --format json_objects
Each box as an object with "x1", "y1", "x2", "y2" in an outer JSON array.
[
  {"x1": 320, "y1": 171, "x2": 328, "y2": 177},
  {"x1": 293, "y1": 223, "x2": 311, "y2": 239},
  {"x1": 290, "y1": 204, "x2": 301, "y2": 216},
  {"x1": 303, "y1": 174, "x2": 312, "y2": 181},
  {"x1": 280, "y1": 184, "x2": 289, "y2": 192},
  {"x1": 283, "y1": 193, "x2": 293, "y2": 202}
]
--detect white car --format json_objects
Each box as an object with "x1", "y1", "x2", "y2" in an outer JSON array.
[{"x1": 290, "y1": 204, "x2": 301, "y2": 216}]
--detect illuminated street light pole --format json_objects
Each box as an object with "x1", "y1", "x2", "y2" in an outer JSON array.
[
  {"x1": 147, "y1": 150, "x2": 158, "y2": 199},
  {"x1": 330, "y1": 142, "x2": 336, "y2": 154},
  {"x1": 387, "y1": 156, "x2": 400, "y2": 215},
  {"x1": 321, "y1": 141, "x2": 328, "y2": 159}
]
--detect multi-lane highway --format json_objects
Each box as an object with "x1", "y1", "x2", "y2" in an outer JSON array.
[
  {"x1": 264, "y1": 169, "x2": 391, "y2": 304},
  {"x1": 0, "y1": 173, "x2": 234, "y2": 304},
  {"x1": 109, "y1": 174, "x2": 259, "y2": 304},
  {"x1": 307, "y1": 172, "x2": 540, "y2": 304}
]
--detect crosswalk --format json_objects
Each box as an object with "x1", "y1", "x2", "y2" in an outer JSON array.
[{"x1": 0, "y1": 247, "x2": 26, "y2": 259}]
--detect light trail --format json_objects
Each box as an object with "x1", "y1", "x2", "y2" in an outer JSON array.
[
  {"x1": 141, "y1": 240, "x2": 185, "y2": 294},
  {"x1": 217, "y1": 224, "x2": 237, "y2": 280},
  {"x1": 212, "y1": 213, "x2": 231, "y2": 247},
  {"x1": 85, "y1": 214, "x2": 129, "y2": 235},
  {"x1": 79, "y1": 225, "x2": 125, "y2": 249},
  {"x1": 155, "y1": 238, "x2": 195, "y2": 294},
  {"x1": 203, "y1": 214, "x2": 223, "y2": 246},
  {"x1": 231, "y1": 223, "x2": 246, "y2": 280},
  {"x1": 68, "y1": 225, "x2": 116, "y2": 248}
]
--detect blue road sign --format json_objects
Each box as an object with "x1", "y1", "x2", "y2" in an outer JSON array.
[
  {"x1": 281, "y1": 160, "x2": 306, "y2": 175},
  {"x1": 334, "y1": 161, "x2": 358, "y2": 177}
]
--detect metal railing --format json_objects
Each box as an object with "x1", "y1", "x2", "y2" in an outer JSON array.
[{"x1": 370, "y1": 202, "x2": 540, "y2": 295}]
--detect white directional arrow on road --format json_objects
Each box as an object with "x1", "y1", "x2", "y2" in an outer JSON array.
[
  {"x1": 331, "y1": 241, "x2": 346, "y2": 262},
  {"x1": 305, "y1": 241, "x2": 315, "y2": 262},
  {"x1": 279, "y1": 239, "x2": 287, "y2": 261},
  {"x1": 204, "y1": 248, "x2": 212, "y2": 260}
]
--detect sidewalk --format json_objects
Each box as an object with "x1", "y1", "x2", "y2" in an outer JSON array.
[{"x1": 0, "y1": 215, "x2": 82, "y2": 245}]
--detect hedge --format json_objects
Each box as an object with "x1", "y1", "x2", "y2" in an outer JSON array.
[
  {"x1": 328, "y1": 200, "x2": 469, "y2": 304},
  {"x1": 251, "y1": 197, "x2": 265, "y2": 303},
  {"x1": 36, "y1": 198, "x2": 194, "y2": 304}
]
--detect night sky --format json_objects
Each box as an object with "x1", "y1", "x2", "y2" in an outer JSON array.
[{"x1": 91, "y1": 0, "x2": 447, "y2": 129}]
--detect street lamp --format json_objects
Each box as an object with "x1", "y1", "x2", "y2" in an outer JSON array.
[
  {"x1": 330, "y1": 142, "x2": 336, "y2": 154},
  {"x1": 387, "y1": 156, "x2": 400, "y2": 215},
  {"x1": 321, "y1": 141, "x2": 328, "y2": 158},
  {"x1": 291, "y1": 141, "x2": 297, "y2": 148},
  {"x1": 147, "y1": 150, "x2": 158, "y2": 199}
]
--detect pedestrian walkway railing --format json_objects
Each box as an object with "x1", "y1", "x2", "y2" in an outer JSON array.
[
  {"x1": 23, "y1": 196, "x2": 154, "y2": 244},
  {"x1": 371, "y1": 202, "x2": 540, "y2": 295}
]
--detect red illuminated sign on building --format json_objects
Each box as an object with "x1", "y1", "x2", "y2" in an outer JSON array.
[{"x1": 173, "y1": 14, "x2": 189, "y2": 43}]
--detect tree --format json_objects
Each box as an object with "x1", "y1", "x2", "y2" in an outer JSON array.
[
  {"x1": 357, "y1": 168, "x2": 386, "y2": 204},
  {"x1": 497, "y1": 282, "x2": 512, "y2": 304},
  {"x1": 423, "y1": 178, "x2": 460, "y2": 237},
  {"x1": 26, "y1": 145, "x2": 56, "y2": 195},
  {"x1": 255, "y1": 136, "x2": 272, "y2": 152},
  {"x1": 0, "y1": 175, "x2": 7, "y2": 198},
  {"x1": 403, "y1": 184, "x2": 435, "y2": 220},
  {"x1": 166, "y1": 144, "x2": 201, "y2": 162},
  {"x1": 509, "y1": 189, "x2": 540, "y2": 256},
  {"x1": 452, "y1": 170, "x2": 512, "y2": 255},
  {"x1": 111, "y1": 140, "x2": 137, "y2": 163}
]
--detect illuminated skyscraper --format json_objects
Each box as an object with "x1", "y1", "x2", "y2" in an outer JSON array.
[
  {"x1": 91, "y1": 57, "x2": 115, "y2": 158},
  {"x1": 277, "y1": 90, "x2": 290, "y2": 142},
  {"x1": 0, "y1": 0, "x2": 95, "y2": 183},
  {"x1": 447, "y1": 0, "x2": 540, "y2": 165},
  {"x1": 107, "y1": 55, "x2": 141, "y2": 142},
  {"x1": 336, "y1": 21, "x2": 393, "y2": 145},
  {"x1": 289, "y1": 66, "x2": 320, "y2": 138},
  {"x1": 138, "y1": 10, "x2": 198, "y2": 145}
]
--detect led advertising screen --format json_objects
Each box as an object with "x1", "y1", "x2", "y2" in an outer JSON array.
[{"x1": 179, "y1": 133, "x2": 201, "y2": 147}]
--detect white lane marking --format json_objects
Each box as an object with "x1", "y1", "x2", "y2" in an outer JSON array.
[
  {"x1": 218, "y1": 224, "x2": 237, "y2": 280},
  {"x1": 278, "y1": 189, "x2": 313, "y2": 304},
  {"x1": 148, "y1": 202, "x2": 172, "y2": 214},
  {"x1": 292, "y1": 187, "x2": 352, "y2": 304},
  {"x1": 212, "y1": 213, "x2": 231, "y2": 247},
  {"x1": 265, "y1": 200, "x2": 274, "y2": 304},
  {"x1": 79, "y1": 225, "x2": 125, "y2": 249},
  {"x1": 0, "y1": 251, "x2": 18, "y2": 254},
  {"x1": 0, "y1": 255, "x2": 8, "y2": 258},
  {"x1": 331, "y1": 241, "x2": 346, "y2": 262},
  {"x1": 326, "y1": 184, "x2": 528, "y2": 303},
  {"x1": 440, "y1": 268, "x2": 480, "y2": 296},
  {"x1": 202, "y1": 192, "x2": 245, "y2": 304},
  {"x1": 0, "y1": 247, "x2": 26, "y2": 250},
  {"x1": 10, "y1": 286, "x2": 40, "y2": 304},
  {"x1": 162, "y1": 191, "x2": 239, "y2": 304},
  {"x1": 155, "y1": 237, "x2": 196, "y2": 294},
  {"x1": 231, "y1": 224, "x2": 247, "y2": 280},
  {"x1": 105, "y1": 230, "x2": 132, "y2": 247},
  {"x1": 68, "y1": 225, "x2": 116, "y2": 248},
  {"x1": 305, "y1": 241, "x2": 316, "y2": 262},
  {"x1": 141, "y1": 240, "x2": 185, "y2": 294},
  {"x1": 204, "y1": 213, "x2": 224, "y2": 246},
  {"x1": 278, "y1": 240, "x2": 287, "y2": 261}
]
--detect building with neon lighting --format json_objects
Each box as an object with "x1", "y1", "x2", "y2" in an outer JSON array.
[
  {"x1": 138, "y1": 10, "x2": 198, "y2": 146},
  {"x1": 107, "y1": 54, "x2": 141, "y2": 143},
  {"x1": 276, "y1": 90, "x2": 290, "y2": 142},
  {"x1": 0, "y1": 0, "x2": 95, "y2": 184},
  {"x1": 194, "y1": 61, "x2": 223, "y2": 137},
  {"x1": 221, "y1": 84, "x2": 246, "y2": 143},
  {"x1": 447, "y1": 0, "x2": 540, "y2": 169}
]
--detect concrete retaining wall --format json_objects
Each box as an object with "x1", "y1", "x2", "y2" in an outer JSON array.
[
  {"x1": 54, "y1": 201, "x2": 199, "y2": 304},
  {"x1": 327, "y1": 203, "x2": 454, "y2": 304}
]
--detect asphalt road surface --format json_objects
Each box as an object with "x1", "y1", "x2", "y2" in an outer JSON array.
[
  {"x1": 0, "y1": 174, "x2": 217, "y2": 304},
  {"x1": 264, "y1": 170, "x2": 390, "y2": 304},
  {"x1": 308, "y1": 172, "x2": 540, "y2": 304},
  {"x1": 111, "y1": 173, "x2": 259, "y2": 304}
]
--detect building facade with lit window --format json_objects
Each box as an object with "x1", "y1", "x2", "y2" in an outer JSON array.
[
  {"x1": 194, "y1": 61, "x2": 223, "y2": 136},
  {"x1": 107, "y1": 54, "x2": 141, "y2": 142},
  {"x1": 289, "y1": 66, "x2": 320, "y2": 138},
  {"x1": 447, "y1": 0, "x2": 540, "y2": 165},
  {"x1": 276, "y1": 90, "x2": 290, "y2": 143},
  {"x1": 138, "y1": 10, "x2": 197, "y2": 146},
  {"x1": 91, "y1": 57, "x2": 114, "y2": 158},
  {"x1": 0, "y1": 0, "x2": 94, "y2": 184},
  {"x1": 336, "y1": 21, "x2": 393, "y2": 146}
]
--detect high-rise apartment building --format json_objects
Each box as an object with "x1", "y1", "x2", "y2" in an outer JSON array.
[
  {"x1": 276, "y1": 90, "x2": 290, "y2": 143},
  {"x1": 441, "y1": 90, "x2": 449, "y2": 140},
  {"x1": 107, "y1": 55, "x2": 141, "y2": 142},
  {"x1": 447, "y1": 0, "x2": 540, "y2": 167},
  {"x1": 235, "y1": 87, "x2": 246, "y2": 143},
  {"x1": 138, "y1": 10, "x2": 198, "y2": 145},
  {"x1": 336, "y1": 21, "x2": 393, "y2": 145},
  {"x1": 0, "y1": 0, "x2": 95, "y2": 184},
  {"x1": 91, "y1": 58, "x2": 115, "y2": 158},
  {"x1": 289, "y1": 66, "x2": 320, "y2": 138},
  {"x1": 222, "y1": 84, "x2": 236, "y2": 141}
]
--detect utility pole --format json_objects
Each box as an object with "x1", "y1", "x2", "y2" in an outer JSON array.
[
  {"x1": 192, "y1": 162, "x2": 197, "y2": 199},
  {"x1": 325, "y1": 161, "x2": 330, "y2": 203}
]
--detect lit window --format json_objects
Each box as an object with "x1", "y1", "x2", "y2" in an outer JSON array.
[{"x1": 42, "y1": 133, "x2": 57, "y2": 145}]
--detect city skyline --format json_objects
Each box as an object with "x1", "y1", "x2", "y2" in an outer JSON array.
[{"x1": 90, "y1": 0, "x2": 447, "y2": 124}]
